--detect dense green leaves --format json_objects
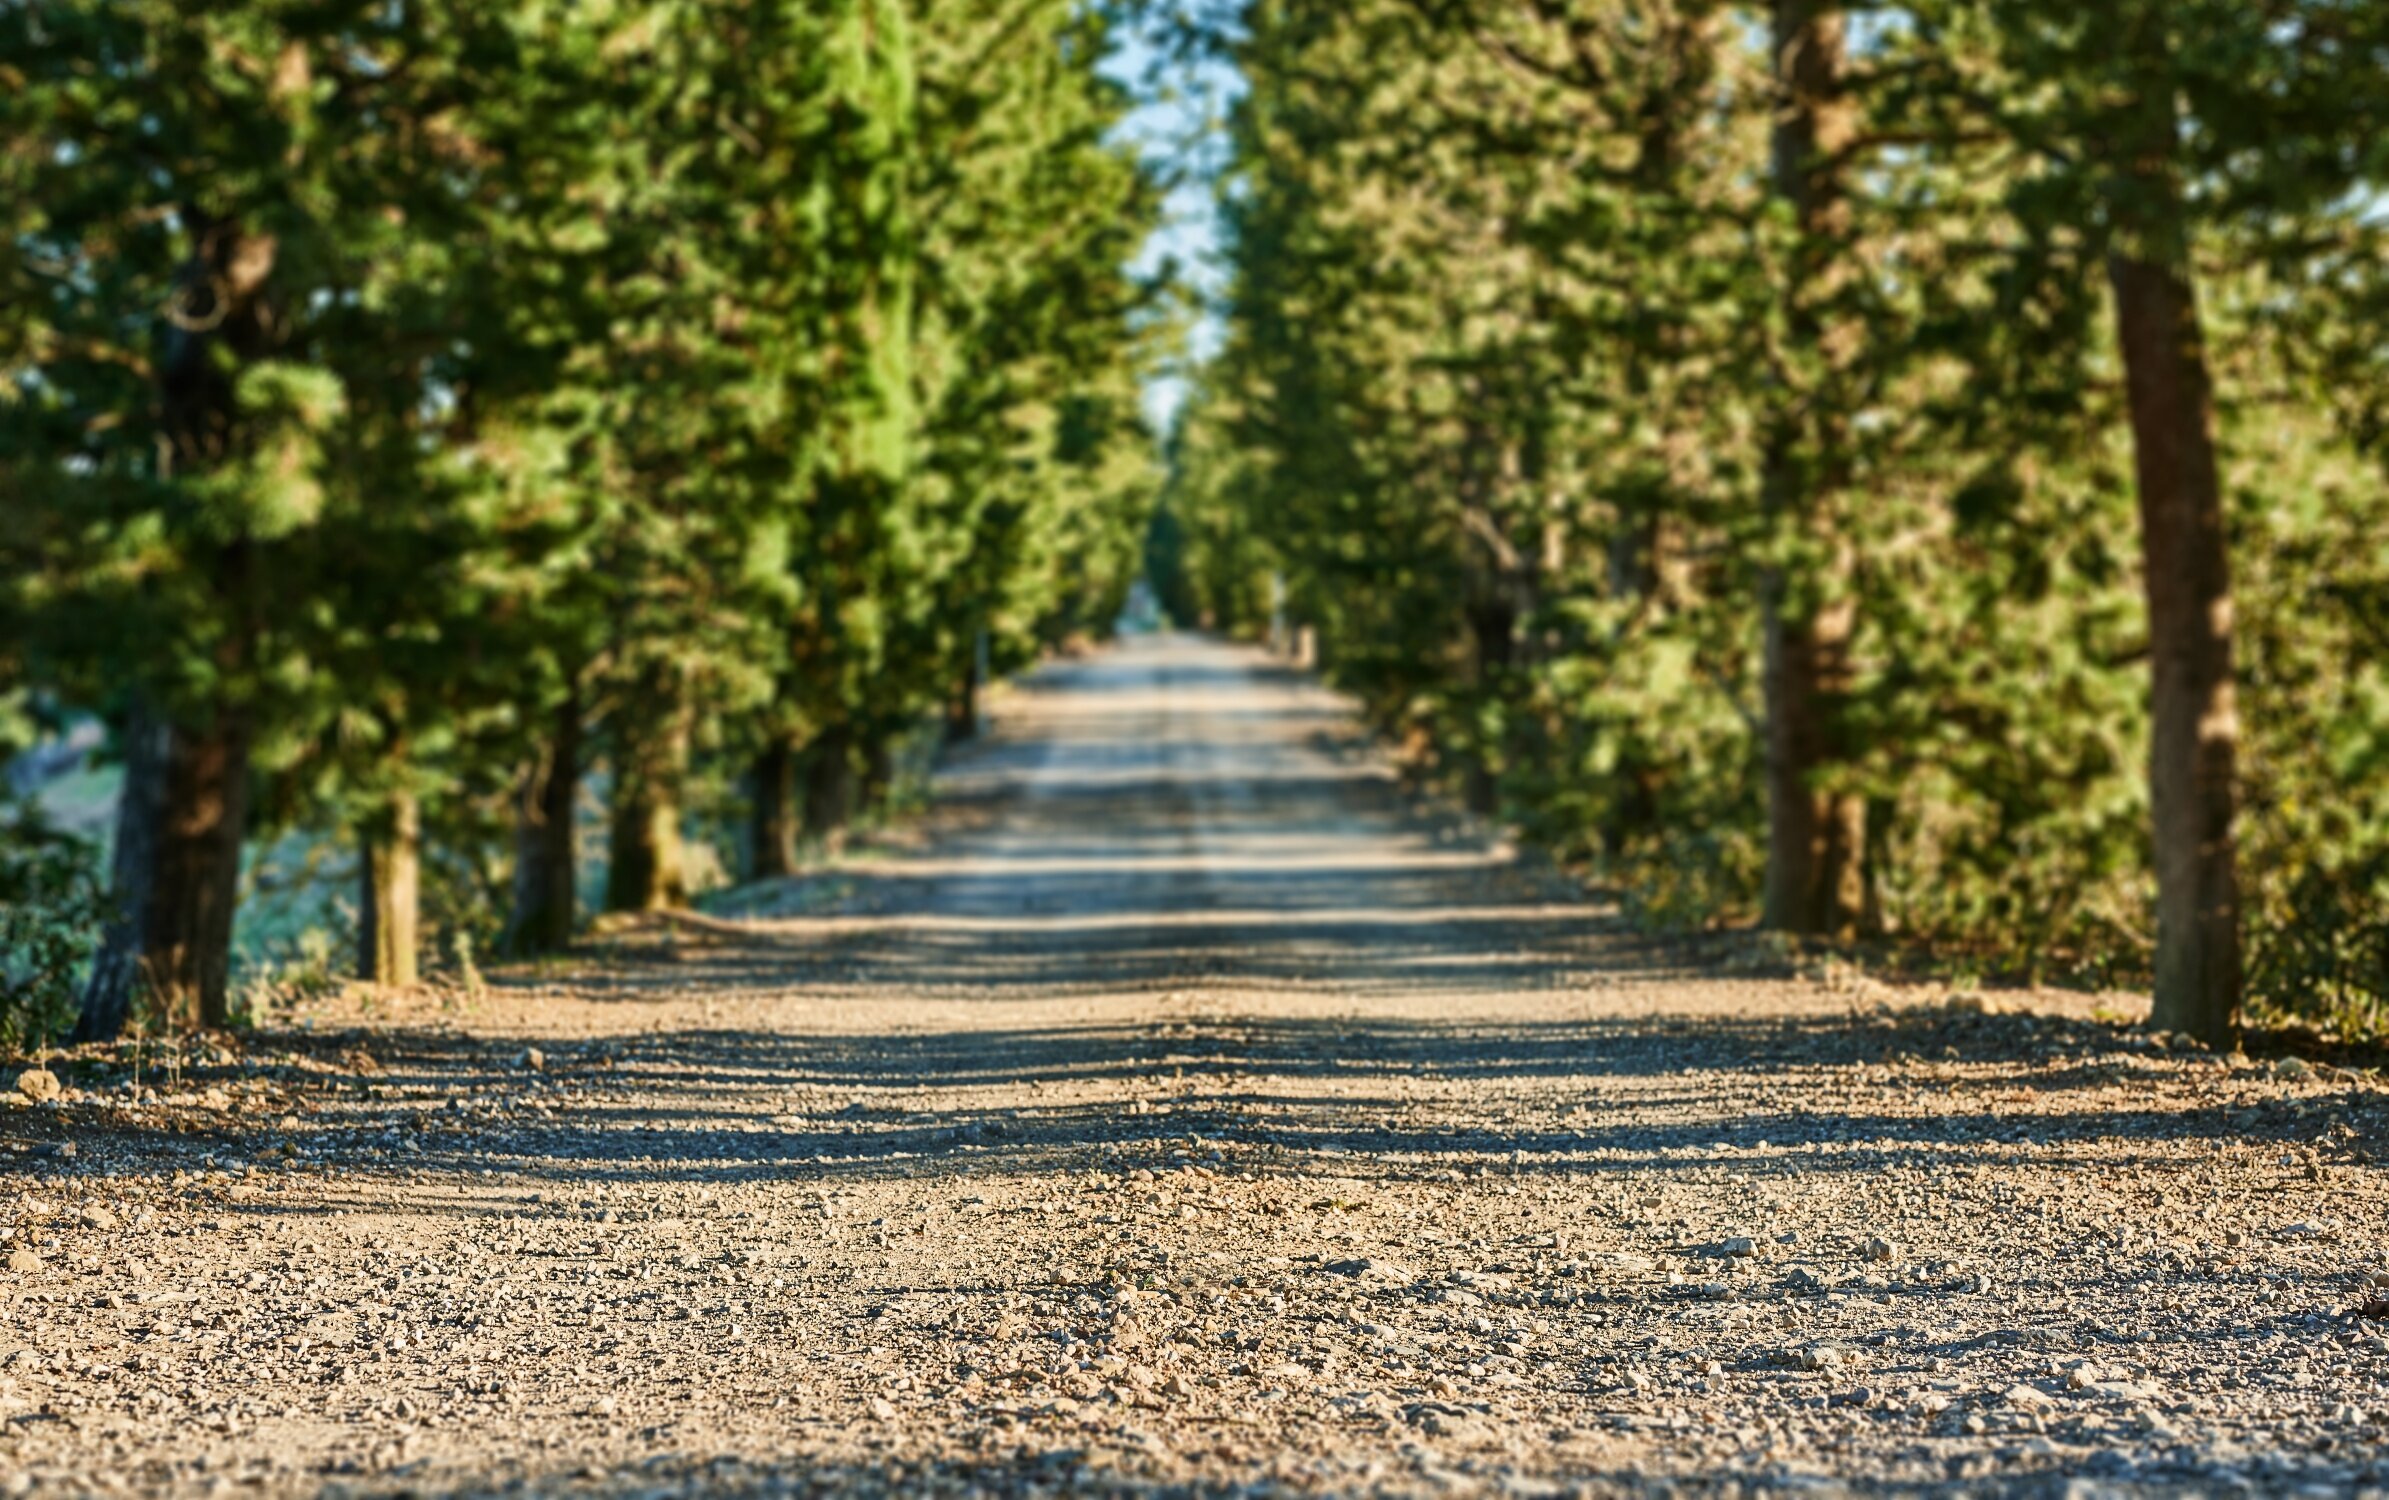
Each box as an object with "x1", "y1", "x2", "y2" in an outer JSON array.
[
  {"x1": 0, "y1": 0, "x2": 1161, "y2": 1035},
  {"x1": 1161, "y1": 0, "x2": 2389, "y2": 1037}
]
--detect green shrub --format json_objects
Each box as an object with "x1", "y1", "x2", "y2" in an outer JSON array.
[{"x1": 0, "y1": 803, "x2": 105, "y2": 1051}]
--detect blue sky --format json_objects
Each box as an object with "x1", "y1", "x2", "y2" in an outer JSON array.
[{"x1": 1099, "y1": 12, "x2": 1243, "y2": 435}]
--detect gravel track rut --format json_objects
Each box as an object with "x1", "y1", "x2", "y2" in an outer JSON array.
[{"x1": 3, "y1": 633, "x2": 2387, "y2": 1498}]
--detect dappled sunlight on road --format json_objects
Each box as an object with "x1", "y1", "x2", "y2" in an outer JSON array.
[{"x1": 8, "y1": 636, "x2": 2378, "y2": 1500}]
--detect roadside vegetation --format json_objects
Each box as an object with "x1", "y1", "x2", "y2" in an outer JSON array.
[
  {"x1": 0, "y1": 0, "x2": 1163, "y2": 1042},
  {"x1": 1152, "y1": 0, "x2": 2389, "y2": 1045},
  {"x1": 6, "y1": 2, "x2": 2388, "y2": 1055}
]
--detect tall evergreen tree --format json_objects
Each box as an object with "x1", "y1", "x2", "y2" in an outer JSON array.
[
  {"x1": 3, "y1": 0, "x2": 1164, "y2": 1028},
  {"x1": 1168, "y1": 0, "x2": 2389, "y2": 1038}
]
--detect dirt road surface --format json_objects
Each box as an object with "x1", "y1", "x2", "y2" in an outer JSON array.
[{"x1": 5, "y1": 634, "x2": 2387, "y2": 1497}]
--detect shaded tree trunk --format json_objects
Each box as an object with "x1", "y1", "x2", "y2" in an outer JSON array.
[
  {"x1": 76, "y1": 705, "x2": 171, "y2": 1041},
  {"x1": 945, "y1": 650, "x2": 980, "y2": 744},
  {"x1": 1761, "y1": 572, "x2": 1866, "y2": 935},
  {"x1": 1760, "y1": 0, "x2": 1867, "y2": 940},
  {"x1": 2104, "y1": 25, "x2": 2241, "y2": 1042},
  {"x1": 605, "y1": 779, "x2": 683, "y2": 912},
  {"x1": 804, "y1": 725, "x2": 858, "y2": 850},
  {"x1": 78, "y1": 706, "x2": 250, "y2": 1036},
  {"x1": 606, "y1": 715, "x2": 688, "y2": 914},
  {"x1": 1463, "y1": 597, "x2": 1517, "y2": 816},
  {"x1": 155, "y1": 717, "x2": 250, "y2": 1031},
  {"x1": 749, "y1": 736, "x2": 801, "y2": 880},
  {"x1": 357, "y1": 787, "x2": 421, "y2": 987},
  {"x1": 1861, "y1": 791, "x2": 1895, "y2": 938},
  {"x1": 503, "y1": 686, "x2": 581, "y2": 956},
  {"x1": 1602, "y1": 766, "x2": 1662, "y2": 862}
]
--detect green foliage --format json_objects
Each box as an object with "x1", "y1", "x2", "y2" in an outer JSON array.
[
  {"x1": 2232, "y1": 420, "x2": 2389, "y2": 1033},
  {"x1": 1171, "y1": 0, "x2": 2389, "y2": 1030},
  {"x1": 0, "y1": 0, "x2": 1164, "y2": 1025},
  {"x1": 0, "y1": 802, "x2": 103, "y2": 1051}
]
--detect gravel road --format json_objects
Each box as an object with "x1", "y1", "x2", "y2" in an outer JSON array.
[{"x1": 4, "y1": 634, "x2": 2387, "y2": 1498}]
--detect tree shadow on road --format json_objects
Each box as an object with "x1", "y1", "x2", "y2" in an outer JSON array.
[
  {"x1": 396, "y1": 1439, "x2": 2355, "y2": 1500},
  {"x1": 24, "y1": 998, "x2": 2372, "y2": 1208}
]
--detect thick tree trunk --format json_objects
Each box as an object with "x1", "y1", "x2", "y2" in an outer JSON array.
[
  {"x1": 803, "y1": 726, "x2": 857, "y2": 850},
  {"x1": 79, "y1": 707, "x2": 250, "y2": 1035},
  {"x1": 606, "y1": 707, "x2": 688, "y2": 913},
  {"x1": 76, "y1": 706, "x2": 171, "y2": 1041},
  {"x1": 357, "y1": 788, "x2": 421, "y2": 987},
  {"x1": 750, "y1": 737, "x2": 801, "y2": 879},
  {"x1": 153, "y1": 717, "x2": 249, "y2": 1030},
  {"x1": 503, "y1": 687, "x2": 581, "y2": 956},
  {"x1": 1761, "y1": 580, "x2": 1866, "y2": 935},
  {"x1": 1759, "y1": 0, "x2": 1866, "y2": 940},
  {"x1": 2104, "y1": 57, "x2": 2241, "y2": 1041},
  {"x1": 606, "y1": 775, "x2": 684, "y2": 912}
]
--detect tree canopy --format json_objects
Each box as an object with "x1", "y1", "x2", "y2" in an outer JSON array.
[
  {"x1": 1, "y1": 0, "x2": 1161, "y2": 1037},
  {"x1": 1154, "y1": 0, "x2": 2389, "y2": 1043},
  {"x1": 8, "y1": 0, "x2": 2389, "y2": 1048}
]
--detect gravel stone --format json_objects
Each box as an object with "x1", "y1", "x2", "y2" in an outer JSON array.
[
  {"x1": 11, "y1": 1067, "x2": 59, "y2": 1103},
  {"x1": 0, "y1": 637, "x2": 2379, "y2": 1498}
]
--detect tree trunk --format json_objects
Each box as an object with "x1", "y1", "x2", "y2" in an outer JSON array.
[
  {"x1": 1761, "y1": 577, "x2": 1866, "y2": 935},
  {"x1": 750, "y1": 736, "x2": 801, "y2": 879},
  {"x1": 357, "y1": 788, "x2": 421, "y2": 987},
  {"x1": 2104, "y1": 37, "x2": 2241, "y2": 1042},
  {"x1": 606, "y1": 775, "x2": 684, "y2": 912},
  {"x1": 606, "y1": 709, "x2": 688, "y2": 913},
  {"x1": 804, "y1": 726, "x2": 857, "y2": 851},
  {"x1": 503, "y1": 686, "x2": 581, "y2": 956},
  {"x1": 79, "y1": 707, "x2": 250, "y2": 1035},
  {"x1": 76, "y1": 705, "x2": 171, "y2": 1041},
  {"x1": 1602, "y1": 766, "x2": 1662, "y2": 861},
  {"x1": 155, "y1": 716, "x2": 249, "y2": 1030},
  {"x1": 1464, "y1": 598, "x2": 1516, "y2": 816},
  {"x1": 1759, "y1": 0, "x2": 1866, "y2": 940},
  {"x1": 945, "y1": 652, "x2": 980, "y2": 744}
]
